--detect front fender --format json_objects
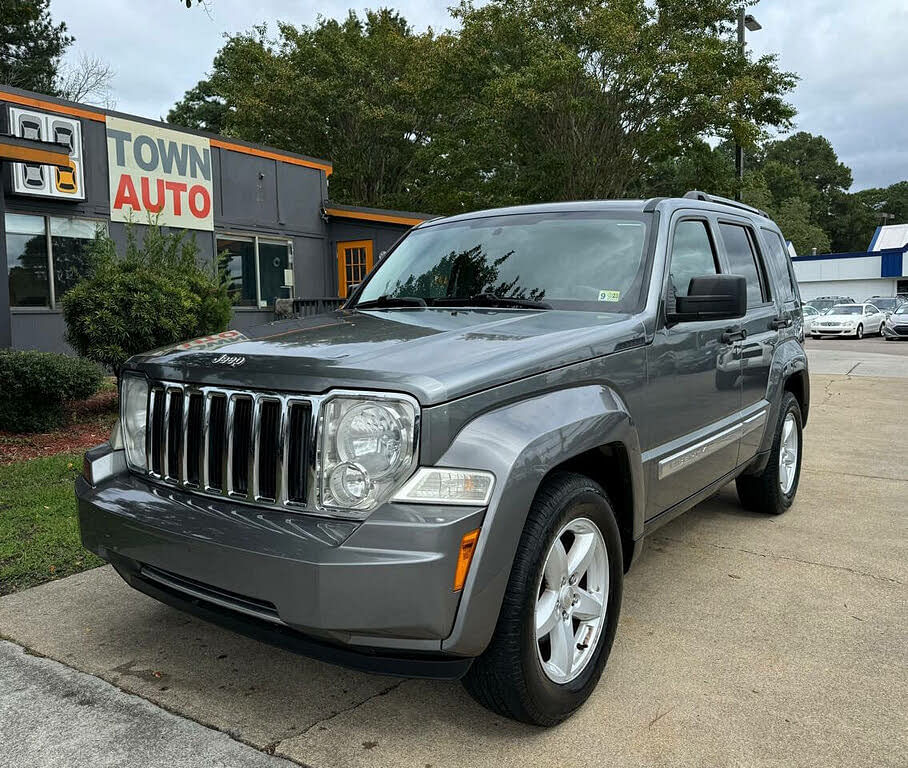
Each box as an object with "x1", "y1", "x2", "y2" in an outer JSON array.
[{"x1": 436, "y1": 385, "x2": 644, "y2": 657}]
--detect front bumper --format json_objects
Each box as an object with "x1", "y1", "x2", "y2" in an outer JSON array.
[
  {"x1": 76, "y1": 448, "x2": 486, "y2": 676},
  {"x1": 811, "y1": 327, "x2": 857, "y2": 336},
  {"x1": 882, "y1": 324, "x2": 908, "y2": 338}
]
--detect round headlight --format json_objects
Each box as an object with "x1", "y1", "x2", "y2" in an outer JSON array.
[
  {"x1": 328, "y1": 462, "x2": 373, "y2": 507},
  {"x1": 336, "y1": 403, "x2": 403, "y2": 480}
]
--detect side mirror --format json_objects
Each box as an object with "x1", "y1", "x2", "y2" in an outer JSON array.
[{"x1": 668, "y1": 274, "x2": 747, "y2": 324}]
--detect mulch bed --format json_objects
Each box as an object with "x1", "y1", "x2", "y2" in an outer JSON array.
[{"x1": 0, "y1": 387, "x2": 119, "y2": 465}]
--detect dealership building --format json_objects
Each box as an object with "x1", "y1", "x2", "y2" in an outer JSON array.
[
  {"x1": 792, "y1": 224, "x2": 908, "y2": 301},
  {"x1": 0, "y1": 86, "x2": 431, "y2": 353}
]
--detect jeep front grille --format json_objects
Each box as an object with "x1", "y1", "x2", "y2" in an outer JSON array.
[{"x1": 146, "y1": 383, "x2": 313, "y2": 509}]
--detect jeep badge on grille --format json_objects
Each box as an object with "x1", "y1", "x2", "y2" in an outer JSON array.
[{"x1": 211, "y1": 354, "x2": 246, "y2": 368}]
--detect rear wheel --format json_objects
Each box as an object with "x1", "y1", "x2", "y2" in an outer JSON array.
[
  {"x1": 462, "y1": 472, "x2": 623, "y2": 726},
  {"x1": 736, "y1": 392, "x2": 803, "y2": 515}
]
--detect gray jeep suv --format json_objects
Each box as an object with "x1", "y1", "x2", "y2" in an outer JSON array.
[{"x1": 77, "y1": 191, "x2": 809, "y2": 726}]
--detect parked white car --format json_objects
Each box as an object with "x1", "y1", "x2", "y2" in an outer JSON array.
[
  {"x1": 810, "y1": 303, "x2": 884, "y2": 339},
  {"x1": 801, "y1": 304, "x2": 820, "y2": 335}
]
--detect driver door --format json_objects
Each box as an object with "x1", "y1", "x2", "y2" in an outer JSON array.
[{"x1": 644, "y1": 215, "x2": 742, "y2": 520}]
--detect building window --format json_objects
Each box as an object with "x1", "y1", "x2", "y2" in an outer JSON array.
[
  {"x1": 337, "y1": 240, "x2": 373, "y2": 298},
  {"x1": 5, "y1": 213, "x2": 105, "y2": 308},
  {"x1": 217, "y1": 234, "x2": 293, "y2": 308}
]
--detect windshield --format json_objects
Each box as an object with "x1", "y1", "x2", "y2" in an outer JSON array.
[
  {"x1": 895, "y1": 304, "x2": 908, "y2": 315},
  {"x1": 355, "y1": 212, "x2": 651, "y2": 312},
  {"x1": 869, "y1": 298, "x2": 899, "y2": 310},
  {"x1": 830, "y1": 305, "x2": 861, "y2": 315}
]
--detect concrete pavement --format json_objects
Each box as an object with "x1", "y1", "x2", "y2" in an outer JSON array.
[
  {"x1": 1, "y1": 373, "x2": 906, "y2": 767},
  {"x1": 805, "y1": 335, "x2": 908, "y2": 376},
  {"x1": 0, "y1": 640, "x2": 296, "y2": 768}
]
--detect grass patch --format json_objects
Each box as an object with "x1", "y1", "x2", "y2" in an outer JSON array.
[{"x1": 0, "y1": 452, "x2": 103, "y2": 595}]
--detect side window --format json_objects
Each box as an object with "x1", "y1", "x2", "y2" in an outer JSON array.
[
  {"x1": 762, "y1": 228, "x2": 799, "y2": 303},
  {"x1": 718, "y1": 223, "x2": 769, "y2": 306},
  {"x1": 669, "y1": 219, "x2": 717, "y2": 297},
  {"x1": 866, "y1": 304, "x2": 879, "y2": 315}
]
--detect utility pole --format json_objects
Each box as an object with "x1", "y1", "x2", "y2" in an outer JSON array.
[{"x1": 735, "y1": 8, "x2": 762, "y2": 201}]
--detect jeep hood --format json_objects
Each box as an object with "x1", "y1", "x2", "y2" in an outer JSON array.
[{"x1": 128, "y1": 308, "x2": 645, "y2": 405}]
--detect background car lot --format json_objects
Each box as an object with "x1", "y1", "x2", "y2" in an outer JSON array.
[{"x1": 1, "y1": 363, "x2": 905, "y2": 768}]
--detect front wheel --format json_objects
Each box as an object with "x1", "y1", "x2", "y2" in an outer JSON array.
[
  {"x1": 462, "y1": 472, "x2": 623, "y2": 726},
  {"x1": 736, "y1": 392, "x2": 803, "y2": 515},
  {"x1": 855, "y1": 324, "x2": 864, "y2": 339}
]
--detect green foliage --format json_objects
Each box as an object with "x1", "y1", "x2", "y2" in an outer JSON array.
[
  {"x1": 0, "y1": 350, "x2": 103, "y2": 433},
  {"x1": 0, "y1": 0, "x2": 72, "y2": 94},
  {"x1": 0, "y1": 453, "x2": 103, "y2": 594},
  {"x1": 168, "y1": 1, "x2": 796, "y2": 214},
  {"x1": 61, "y1": 223, "x2": 232, "y2": 374}
]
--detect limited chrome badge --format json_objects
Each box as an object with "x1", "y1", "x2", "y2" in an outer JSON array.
[{"x1": 211, "y1": 354, "x2": 246, "y2": 368}]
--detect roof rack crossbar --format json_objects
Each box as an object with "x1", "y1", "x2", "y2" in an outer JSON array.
[{"x1": 683, "y1": 190, "x2": 769, "y2": 218}]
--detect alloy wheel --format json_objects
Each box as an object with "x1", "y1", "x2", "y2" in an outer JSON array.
[
  {"x1": 534, "y1": 517, "x2": 608, "y2": 684},
  {"x1": 778, "y1": 412, "x2": 799, "y2": 495}
]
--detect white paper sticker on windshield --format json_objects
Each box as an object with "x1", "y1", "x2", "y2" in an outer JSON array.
[{"x1": 598, "y1": 290, "x2": 621, "y2": 302}]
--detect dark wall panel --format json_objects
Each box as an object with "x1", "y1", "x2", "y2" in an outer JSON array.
[
  {"x1": 217, "y1": 150, "x2": 278, "y2": 227},
  {"x1": 277, "y1": 164, "x2": 326, "y2": 233}
]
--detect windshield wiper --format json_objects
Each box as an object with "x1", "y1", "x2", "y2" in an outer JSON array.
[
  {"x1": 354, "y1": 295, "x2": 427, "y2": 310},
  {"x1": 433, "y1": 292, "x2": 551, "y2": 309}
]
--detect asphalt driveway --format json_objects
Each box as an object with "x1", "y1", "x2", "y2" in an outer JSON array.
[{"x1": 1, "y1": 372, "x2": 905, "y2": 767}]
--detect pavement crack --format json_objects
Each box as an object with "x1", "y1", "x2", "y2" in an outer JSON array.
[
  {"x1": 292, "y1": 680, "x2": 406, "y2": 740},
  {"x1": 651, "y1": 536, "x2": 903, "y2": 585},
  {"x1": 845, "y1": 362, "x2": 861, "y2": 376},
  {"x1": 804, "y1": 467, "x2": 908, "y2": 483}
]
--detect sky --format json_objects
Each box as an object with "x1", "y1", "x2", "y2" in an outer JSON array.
[{"x1": 53, "y1": 0, "x2": 908, "y2": 191}]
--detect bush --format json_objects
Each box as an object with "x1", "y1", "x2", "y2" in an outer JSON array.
[
  {"x1": 61, "y1": 222, "x2": 232, "y2": 374},
  {"x1": 0, "y1": 350, "x2": 104, "y2": 433}
]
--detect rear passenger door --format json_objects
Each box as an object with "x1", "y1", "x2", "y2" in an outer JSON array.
[{"x1": 716, "y1": 219, "x2": 779, "y2": 464}]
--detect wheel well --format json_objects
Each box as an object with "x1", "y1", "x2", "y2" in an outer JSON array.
[
  {"x1": 547, "y1": 443, "x2": 635, "y2": 572},
  {"x1": 784, "y1": 370, "x2": 809, "y2": 426}
]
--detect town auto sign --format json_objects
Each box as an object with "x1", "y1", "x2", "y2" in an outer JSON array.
[{"x1": 106, "y1": 116, "x2": 213, "y2": 231}]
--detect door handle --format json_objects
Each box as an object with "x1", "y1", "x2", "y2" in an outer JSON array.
[
  {"x1": 770, "y1": 316, "x2": 792, "y2": 330},
  {"x1": 721, "y1": 326, "x2": 747, "y2": 344}
]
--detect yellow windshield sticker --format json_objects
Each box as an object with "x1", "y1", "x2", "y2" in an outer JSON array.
[{"x1": 598, "y1": 290, "x2": 621, "y2": 302}]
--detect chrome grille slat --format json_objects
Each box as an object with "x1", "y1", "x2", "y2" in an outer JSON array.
[
  {"x1": 201, "y1": 393, "x2": 212, "y2": 489},
  {"x1": 161, "y1": 389, "x2": 172, "y2": 479},
  {"x1": 224, "y1": 395, "x2": 237, "y2": 496},
  {"x1": 249, "y1": 396, "x2": 262, "y2": 501},
  {"x1": 141, "y1": 382, "x2": 314, "y2": 513}
]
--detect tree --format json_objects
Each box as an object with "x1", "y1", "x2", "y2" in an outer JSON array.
[
  {"x1": 0, "y1": 0, "x2": 72, "y2": 94},
  {"x1": 169, "y1": 1, "x2": 796, "y2": 214},
  {"x1": 56, "y1": 52, "x2": 116, "y2": 107},
  {"x1": 415, "y1": 0, "x2": 795, "y2": 211},
  {"x1": 61, "y1": 223, "x2": 232, "y2": 374},
  {"x1": 168, "y1": 12, "x2": 436, "y2": 211}
]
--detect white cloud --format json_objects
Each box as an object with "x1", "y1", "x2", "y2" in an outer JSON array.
[{"x1": 52, "y1": 0, "x2": 908, "y2": 190}]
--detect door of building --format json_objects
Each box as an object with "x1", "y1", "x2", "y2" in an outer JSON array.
[{"x1": 337, "y1": 240, "x2": 373, "y2": 298}]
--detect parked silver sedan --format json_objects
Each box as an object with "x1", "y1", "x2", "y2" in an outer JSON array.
[
  {"x1": 810, "y1": 303, "x2": 884, "y2": 339},
  {"x1": 801, "y1": 304, "x2": 820, "y2": 335},
  {"x1": 882, "y1": 303, "x2": 908, "y2": 340}
]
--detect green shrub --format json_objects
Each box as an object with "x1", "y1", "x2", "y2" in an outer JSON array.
[
  {"x1": 0, "y1": 350, "x2": 104, "y2": 433},
  {"x1": 61, "y1": 222, "x2": 232, "y2": 374}
]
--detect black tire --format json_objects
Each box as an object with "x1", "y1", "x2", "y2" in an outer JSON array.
[
  {"x1": 855, "y1": 324, "x2": 863, "y2": 339},
  {"x1": 736, "y1": 392, "x2": 803, "y2": 515},
  {"x1": 462, "y1": 472, "x2": 623, "y2": 726}
]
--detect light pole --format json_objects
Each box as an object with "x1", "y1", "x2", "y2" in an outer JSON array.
[{"x1": 735, "y1": 8, "x2": 762, "y2": 201}]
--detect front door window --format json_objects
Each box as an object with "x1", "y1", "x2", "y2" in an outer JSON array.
[{"x1": 337, "y1": 240, "x2": 373, "y2": 298}]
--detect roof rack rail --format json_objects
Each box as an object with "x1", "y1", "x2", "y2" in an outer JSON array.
[{"x1": 683, "y1": 190, "x2": 769, "y2": 219}]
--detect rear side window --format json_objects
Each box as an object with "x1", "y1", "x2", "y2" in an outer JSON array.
[
  {"x1": 719, "y1": 223, "x2": 770, "y2": 306},
  {"x1": 669, "y1": 220, "x2": 717, "y2": 297},
  {"x1": 762, "y1": 228, "x2": 799, "y2": 303}
]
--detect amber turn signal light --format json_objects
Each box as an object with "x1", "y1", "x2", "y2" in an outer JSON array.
[{"x1": 454, "y1": 529, "x2": 480, "y2": 592}]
